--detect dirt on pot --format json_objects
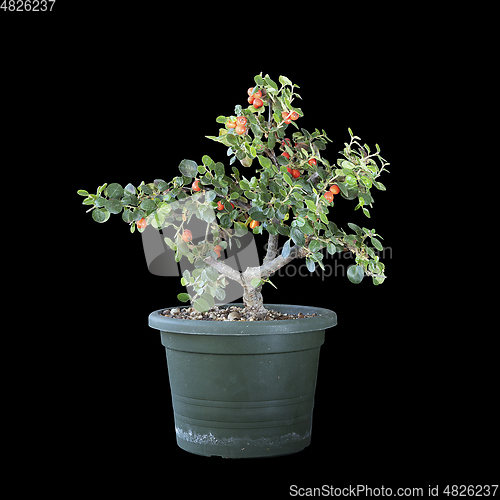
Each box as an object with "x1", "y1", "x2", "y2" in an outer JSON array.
[{"x1": 161, "y1": 305, "x2": 318, "y2": 322}]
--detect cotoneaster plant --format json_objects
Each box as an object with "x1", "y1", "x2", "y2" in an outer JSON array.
[{"x1": 78, "y1": 74, "x2": 390, "y2": 320}]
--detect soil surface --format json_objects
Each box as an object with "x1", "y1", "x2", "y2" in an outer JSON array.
[{"x1": 161, "y1": 305, "x2": 318, "y2": 321}]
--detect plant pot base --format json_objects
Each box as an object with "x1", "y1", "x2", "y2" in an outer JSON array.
[{"x1": 174, "y1": 417, "x2": 312, "y2": 458}]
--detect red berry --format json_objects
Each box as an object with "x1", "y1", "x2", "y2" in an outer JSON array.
[
  {"x1": 308, "y1": 158, "x2": 317, "y2": 166},
  {"x1": 248, "y1": 87, "x2": 262, "y2": 98},
  {"x1": 136, "y1": 218, "x2": 147, "y2": 229},
  {"x1": 287, "y1": 166, "x2": 293, "y2": 174},
  {"x1": 235, "y1": 124, "x2": 246, "y2": 135},
  {"x1": 252, "y1": 97, "x2": 263, "y2": 108},
  {"x1": 330, "y1": 184, "x2": 340, "y2": 195},
  {"x1": 181, "y1": 230, "x2": 192, "y2": 242},
  {"x1": 324, "y1": 191, "x2": 334, "y2": 203},
  {"x1": 217, "y1": 200, "x2": 234, "y2": 210},
  {"x1": 292, "y1": 169, "x2": 300, "y2": 179},
  {"x1": 290, "y1": 111, "x2": 299, "y2": 121},
  {"x1": 236, "y1": 116, "x2": 247, "y2": 126},
  {"x1": 281, "y1": 151, "x2": 290, "y2": 159},
  {"x1": 192, "y1": 179, "x2": 201, "y2": 191}
]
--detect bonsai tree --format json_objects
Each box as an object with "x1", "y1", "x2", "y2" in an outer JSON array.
[{"x1": 78, "y1": 74, "x2": 389, "y2": 320}]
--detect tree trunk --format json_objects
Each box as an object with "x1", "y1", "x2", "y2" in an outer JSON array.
[{"x1": 241, "y1": 272, "x2": 268, "y2": 319}]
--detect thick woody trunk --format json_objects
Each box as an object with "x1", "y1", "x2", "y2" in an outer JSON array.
[
  {"x1": 241, "y1": 273, "x2": 268, "y2": 319},
  {"x1": 203, "y1": 237, "x2": 309, "y2": 320}
]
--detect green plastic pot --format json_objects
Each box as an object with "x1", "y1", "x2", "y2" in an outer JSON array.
[{"x1": 148, "y1": 303, "x2": 337, "y2": 458}]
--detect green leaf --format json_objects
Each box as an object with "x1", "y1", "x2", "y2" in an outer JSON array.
[
  {"x1": 178, "y1": 159, "x2": 198, "y2": 178},
  {"x1": 282, "y1": 239, "x2": 291, "y2": 258},
  {"x1": 283, "y1": 173, "x2": 293, "y2": 186},
  {"x1": 177, "y1": 293, "x2": 191, "y2": 303},
  {"x1": 206, "y1": 190, "x2": 217, "y2": 202},
  {"x1": 258, "y1": 155, "x2": 271, "y2": 168},
  {"x1": 290, "y1": 227, "x2": 305, "y2": 247},
  {"x1": 107, "y1": 183, "x2": 124, "y2": 199},
  {"x1": 202, "y1": 155, "x2": 214, "y2": 168},
  {"x1": 219, "y1": 213, "x2": 232, "y2": 228},
  {"x1": 347, "y1": 265, "x2": 364, "y2": 284},
  {"x1": 77, "y1": 189, "x2": 89, "y2": 197},
  {"x1": 305, "y1": 199, "x2": 317, "y2": 212},
  {"x1": 308, "y1": 239, "x2": 322, "y2": 253},
  {"x1": 279, "y1": 75, "x2": 292, "y2": 86},
  {"x1": 124, "y1": 183, "x2": 136, "y2": 195},
  {"x1": 264, "y1": 76, "x2": 278, "y2": 90},
  {"x1": 200, "y1": 292, "x2": 215, "y2": 309},
  {"x1": 193, "y1": 297, "x2": 210, "y2": 313},
  {"x1": 301, "y1": 220, "x2": 315, "y2": 235},
  {"x1": 306, "y1": 259, "x2": 316, "y2": 273},
  {"x1": 234, "y1": 222, "x2": 248, "y2": 237},
  {"x1": 104, "y1": 199, "x2": 122, "y2": 214},
  {"x1": 277, "y1": 155, "x2": 290, "y2": 166},
  {"x1": 319, "y1": 212, "x2": 329, "y2": 224},
  {"x1": 371, "y1": 237, "x2": 383, "y2": 251},
  {"x1": 254, "y1": 74, "x2": 265, "y2": 87},
  {"x1": 248, "y1": 206, "x2": 265, "y2": 222},
  {"x1": 92, "y1": 208, "x2": 110, "y2": 223},
  {"x1": 360, "y1": 176, "x2": 372, "y2": 189},
  {"x1": 251, "y1": 278, "x2": 262, "y2": 288},
  {"x1": 348, "y1": 223, "x2": 362, "y2": 234},
  {"x1": 140, "y1": 199, "x2": 157, "y2": 213}
]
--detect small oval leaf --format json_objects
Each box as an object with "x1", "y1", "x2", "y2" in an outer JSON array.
[{"x1": 347, "y1": 265, "x2": 364, "y2": 284}]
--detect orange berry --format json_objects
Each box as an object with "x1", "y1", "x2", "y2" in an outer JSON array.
[
  {"x1": 248, "y1": 87, "x2": 262, "y2": 98},
  {"x1": 236, "y1": 116, "x2": 247, "y2": 126},
  {"x1": 136, "y1": 218, "x2": 147, "y2": 229},
  {"x1": 252, "y1": 97, "x2": 263, "y2": 108},
  {"x1": 330, "y1": 184, "x2": 340, "y2": 195},
  {"x1": 181, "y1": 230, "x2": 192, "y2": 242},
  {"x1": 249, "y1": 220, "x2": 260, "y2": 229},
  {"x1": 192, "y1": 179, "x2": 201, "y2": 191},
  {"x1": 324, "y1": 191, "x2": 334, "y2": 203},
  {"x1": 214, "y1": 245, "x2": 222, "y2": 258},
  {"x1": 235, "y1": 124, "x2": 246, "y2": 135},
  {"x1": 226, "y1": 120, "x2": 236, "y2": 129}
]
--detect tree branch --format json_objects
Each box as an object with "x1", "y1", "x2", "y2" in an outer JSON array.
[
  {"x1": 263, "y1": 218, "x2": 279, "y2": 264},
  {"x1": 203, "y1": 256, "x2": 242, "y2": 284},
  {"x1": 242, "y1": 242, "x2": 308, "y2": 283}
]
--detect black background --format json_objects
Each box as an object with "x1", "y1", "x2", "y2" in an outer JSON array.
[{"x1": 3, "y1": 5, "x2": 497, "y2": 496}]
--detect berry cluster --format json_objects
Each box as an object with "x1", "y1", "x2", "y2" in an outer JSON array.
[
  {"x1": 226, "y1": 115, "x2": 248, "y2": 136},
  {"x1": 323, "y1": 184, "x2": 340, "y2": 203},
  {"x1": 247, "y1": 87, "x2": 264, "y2": 108},
  {"x1": 280, "y1": 139, "x2": 316, "y2": 181}
]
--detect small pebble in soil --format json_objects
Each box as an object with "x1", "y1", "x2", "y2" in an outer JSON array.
[{"x1": 160, "y1": 305, "x2": 318, "y2": 321}]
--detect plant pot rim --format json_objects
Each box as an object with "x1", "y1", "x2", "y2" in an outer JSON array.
[{"x1": 148, "y1": 303, "x2": 337, "y2": 336}]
